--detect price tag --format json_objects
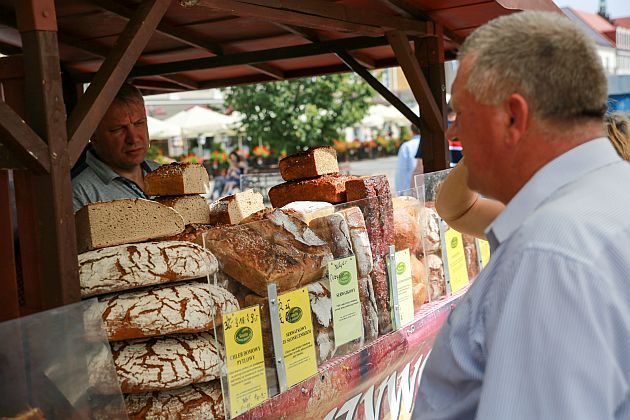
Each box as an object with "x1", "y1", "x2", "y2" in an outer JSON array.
[
  {"x1": 278, "y1": 287, "x2": 318, "y2": 388},
  {"x1": 387, "y1": 248, "x2": 415, "y2": 328},
  {"x1": 223, "y1": 306, "x2": 268, "y2": 417},
  {"x1": 477, "y1": 239, "x2": 491, "y2": 269},
  {"x1": 328, "y1": 256, "x2": 363, "y2": 346},
  {"x1": 443, "y1": 227, "x2": 469, "y2": 293}
]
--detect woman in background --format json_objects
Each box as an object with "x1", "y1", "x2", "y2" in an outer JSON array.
[{"x1": 436, "y1": 112, "x2": 630, "y2": 239}]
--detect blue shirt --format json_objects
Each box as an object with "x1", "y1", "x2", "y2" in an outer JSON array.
[
  {"x1": 395, "y1": 135, "x2": 421, "y2": 192},
  {"x1": 72, "y1": 150, "x2": 159, "y2": 212},
  {"x1": 415, "y1": 138, "x2": 630, "y2": 419}
]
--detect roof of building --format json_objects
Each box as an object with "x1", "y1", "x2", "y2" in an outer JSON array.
[{"x1": 562, "y1": 7, "x2": 616, "y2": 48}]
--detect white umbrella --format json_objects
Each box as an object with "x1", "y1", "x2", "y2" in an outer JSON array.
[
  {"x1": 147, "y1": 116, "x2": 180, "y2": 139},
  {"x1": 165, "y1": 105, "x2": 236, "y2": 137}
]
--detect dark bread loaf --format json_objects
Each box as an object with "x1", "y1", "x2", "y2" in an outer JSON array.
[
  {"x1": 78, "y1": 241, "x2": 218, "y2": 298},
  {"x1": 124, "y1": 381, "x2": 224, "y2": 419},
  {"x1": 93, "y1": 281, "x2": 238, "y2": 341},
  {"x1": 279, "y1": 146, "x2": 339, "y2": 181},
  {"x1": 144, "y1": 163, "x2": 209, "y2": 196},
  {"x1": 268, "y1": 174, "x2": 358, "y2": 208},
  {"x1": 111, "y1": 333, "x2": 222, "y2": 393},
  {"x1": 345, "y1": 175, "x2": 395, "y2": 335}
]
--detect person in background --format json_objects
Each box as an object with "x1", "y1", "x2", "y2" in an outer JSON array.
[
  {"x1": 414, "y1": 11, "x2": 630, "y2": 419},
  {"x1": 394, "y1": 124, "x2": 422, "y2": 192},
  {"x1": 72, "y1": 83, "x2": 158, "y2": 212},
  {"x1": 435, "y1": 111, "x2": 630, "y2": 239},
  {"x1": 221, "y1": 151, "x2": 247, "y2": 196},
  {"x1": 447, "y1": 106, "x2": 463, "y2": 167}
]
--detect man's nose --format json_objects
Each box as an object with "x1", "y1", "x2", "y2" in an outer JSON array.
[{"x1": 126, "y1": 124, "x2": 144, "y2": 143}]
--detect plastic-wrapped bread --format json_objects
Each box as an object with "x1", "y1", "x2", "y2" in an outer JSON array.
[
  {"x1": 124, "y1": 381, "x2": 224, "y2": 420},
  {"x1": 307, "y1": 281, "x2": 335, "y2": 364},
  {"x1": 155, "y1": 195, "x2": 211, "y2": 225},
  {"x1": 144, "y1": 163, "x2": 209, "y2": 196},
  {"x1": 420, "y1": 206, "x2": 442, "y2": 253},
  {"x1": 410, "y1": 254, "x2": 429, "y2": 308},
  {"x1": 424, "y1": 253, "x2": 446, "y2": 300},
  {"x1": 278, "y1": 147, "x2": 340, "y2": 181},
  {"x1": 78, "y1": 241, "x2": 218, "y2": 298},
  {"x1": 111, "y1": 333, "x2": 222, "y2": 393},
  {"x1": 392, "y1": 196, "x2": 423, "y2": 255},
  {"x1": 93, "y1": 281, "x2": 239, "y2": 341},
  {"x1": 75, "y1": 199, "x2": 185, "y2": 253}
]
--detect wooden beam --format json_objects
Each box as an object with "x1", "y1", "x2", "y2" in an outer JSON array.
[
  {"x1": 0, "y1": 102, "x2": 51, "y2": 174},
  {"x1": 67, "y1": 0, "x2": 171, "y2": 167},
  {"x1": 126, "y1": 35, "x2": 389, "y2": 78},
  {"x1": 0, "y1": 171, "x2": 20, "y2": 321},
  {"x1": 90, "y1": 0, "x2": 283, "y2": 80},
  {"x1": 334, "y1": 49, "x2": 421, "y2": 128},
  {"x1": 189, "y1": 0, "x2": 430, "y2": 36},
  {"x1": 386, "y1": 30, "x2": 442, "y2": 132}
]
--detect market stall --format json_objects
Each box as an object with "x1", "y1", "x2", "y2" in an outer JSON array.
[{"x1": 0, "y1": 0, "x2": 558, "y2": 418}]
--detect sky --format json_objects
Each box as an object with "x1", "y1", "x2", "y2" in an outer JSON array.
[{"x1": 553, "y1": 0, "x2": 630, "y2": 18}]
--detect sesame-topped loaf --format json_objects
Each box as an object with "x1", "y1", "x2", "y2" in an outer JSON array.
[
  {"x1": 78, "y1": 241, "x2": 219, "y2": 298},
  {"x1": 208, "y1": 189, "x2": 265, "y2": 225},
  {"x1": 156, "y1": 194, "x2": 211, "y2": 225},
  {"x1": 144, "y1": 163, "x2": 209, "y2": 196},
  {"x1": 92, "y1": 281, "x2": 239, "y2": 341},
  {"x1": 279, "y1": 146, "x2": 340, "y2": 181},
  {"x1": 75, "y1": 198, "x2": 185, "y2": 253},
  {"x1": 268, "y1": 173, "x2": 359, "y2": 208}
]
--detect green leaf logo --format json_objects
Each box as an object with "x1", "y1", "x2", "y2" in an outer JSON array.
[
  {"x1": 450, "y1": 237, "x2": 458, "y2": 248},
  {"x1": 396, "y1": 262, "x2": 405, "y2": 275},
  {"x1": 286, "y1": 307, "x2": 303, "y2": 323},
  {"x1": 338, "y1": 270, "x2": 352, "y2": 286},
  {"x1": 234, "y1": 326, "x2": 253, "y2": 345}
]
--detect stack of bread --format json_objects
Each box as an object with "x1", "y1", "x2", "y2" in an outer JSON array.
[{"x1": 76, "y1": 164, "x2": 242, "y2": 419}]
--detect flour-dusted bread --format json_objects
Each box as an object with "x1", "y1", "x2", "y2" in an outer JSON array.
[
  {"x1": 78, "y1": 241, "x2": 218, "y2": 298},
  {"x1": 75, "y1": 199, "x2": 185, "y2": 253},
  {"x1": 307, "y1": 281, "x2": 335, "y2": 364},
  {"x1": 208, "y1": 189, "x2": 265, "y2": 225},
  {"x1": 268, "y1": 174, "x2": 358, "y2": 208},
  {"x1": 279, "y1": 147, "x2": 339, "y2": 181},
  {"x1": 159, "y1": 223, "x2": 212, "y2": 246},
  {"x1": 144, "y1": 163, "x2": 209, "y2": 196},
  {"x1": 156, "y1": 195, "x2": 210, "y2": 225},
  {"x1": 111, "y1": 333, "x2": 222, "y2": 393},
  {"x1": 94, "y1": 281, "x2": 239, "y2": 341},
  {"x1": 309, "y1": 212, "x2": 353, "y2": 259},
  {"x1": 124, "y1": 381, "x2": 224, "y2": 420},
  {"x1": 420, "y1": 206, "x2": 442, "y2": 253},
  {"x1": 424, "y1": 253, "x2": 446, "y2": 300},
  {"x1": 281, "y1": 201, "x2": 335, "y2": 226}
]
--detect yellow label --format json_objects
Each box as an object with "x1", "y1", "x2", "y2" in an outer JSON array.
[
  {"x1": 223, "y1": 306, "x2": 268, "y2": 417},
  {"x1": 388, "y1": 248, "x2": 415, "y2": 328},
  {"x1": 278, "y1": 287, "x2": 318, "y2": 388},
  {"x1": 478, "y1": 239, "x2": 491, "y2": 269},
  {"x1": 328, "y1": 256, "x2": 363, "y2": 346},
  {"x1": 444, "y1": 228, "x2": 469, "y2": 294}
]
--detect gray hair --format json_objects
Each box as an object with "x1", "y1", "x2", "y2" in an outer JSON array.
[{"x1": 459, "y1": 11, "x2": 607, "y2": 121}]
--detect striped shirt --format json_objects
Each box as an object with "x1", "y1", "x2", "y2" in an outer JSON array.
[
  {"x1": 72, "y1": 150, "x2": 159, "y2": 212},
  {"x1": 414, "y1": 138, "x2": 630, "y2": 419}
]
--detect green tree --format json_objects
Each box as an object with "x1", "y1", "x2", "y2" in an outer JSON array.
[{"x1": 224, "y1": 74, "x2": 373, "y2": 154}]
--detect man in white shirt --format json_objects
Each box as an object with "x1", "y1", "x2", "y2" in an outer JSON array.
[{"x1": 394, "y1": 124, "x2": 422, "y2": 192}]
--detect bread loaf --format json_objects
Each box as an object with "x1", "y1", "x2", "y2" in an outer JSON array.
[
  {"x1": 410, "y1": 254, "x2": 428, "y2": 308},
  {"x1": 339, "y1": 207, "x2": 373, "y2": 279},
  {"x1": 75, "y1": 199, "x2": 185, "y2": 253},
  {"x1": 159, "y1": 223, "x2": 211, "y2": 246},
  {"x1": 94, "y1": 281, "x2": 239, "y2": 341},
  {"x1": 420, "y1": 206, "x2": 442, "y2": 253},
  {"x1": 144, "y1": 163, "x2": 209, "y2": 196},
  {"x1": 393, "y1": 196, "x2": 422, "y2": 254},
  {"x1": 156, "y1": 195, "x2": 210, "y2": 225},
  {"x1": 345, "y1": 175, "x2": 395, "y2": 335},
  {"x1": 111, "y1": 333, "x2": 222, "y2": 393},
  {"x1": 204, "y1": 223, "x2": 330, "y2": 296},
  {"x1": 78, "y1": 241, "x2": 218, "y2": 298},
  {"x1": 281, "y1": 201, "x2": 334, "y2": 226},
  {"x1": 208, "y1": 189, "x2": 265, "y2": 225},
  {"x1": 268, "y1": 174, "x2": 358, "y2": 208},
  {"x1": 309, "y1": 212, "x2": 353, "y2": 259},
  {"x1": 424, "y1": 253, "x2": 446, "y2": 300},
  {"x1": 124, "y1": 381, "x2": 224, "y2": 420},
  {"x1": 279, "y1": 147, "x2": 339, "y2": 181}
]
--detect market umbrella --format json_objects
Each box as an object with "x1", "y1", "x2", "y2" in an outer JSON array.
[
  {"x1": 165, "y1": 105, "x2": 237, "y2": 137},
  {"x1": 147, "y1": 116, "x2": 180, "y2": 139}
]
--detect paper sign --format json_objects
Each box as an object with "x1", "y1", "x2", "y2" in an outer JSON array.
[
  {"x1": 278, "y1": 287, "x2": 318, "y2": 388},
  {"x1": 223, "y1": 306, "x2": 268, "y2": 417},
  {"x1": 477, "y1": 239, "x2": 491, "y2": 269},
  {"x1": 388, "y1": 248, "x2": 415, "y2": 328},
  {"x1": 444, "y1": 228, "x2": 469, "y2": 293},
  {"x1": 328, "y1": 256, "x2": 363, "y2": 346}
]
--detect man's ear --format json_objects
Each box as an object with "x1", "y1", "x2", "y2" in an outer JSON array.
[{"x1": 505, "y1": 93, "x2": 528, "y2": 146}]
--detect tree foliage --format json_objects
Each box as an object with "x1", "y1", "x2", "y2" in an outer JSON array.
[{"x1": 223, "y1": 74, "x2": 373, "y2": 154}]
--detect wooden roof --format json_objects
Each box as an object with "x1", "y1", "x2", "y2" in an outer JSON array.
[{"x1": 0, "y1": 0, "x2": 560, "y2": 94}]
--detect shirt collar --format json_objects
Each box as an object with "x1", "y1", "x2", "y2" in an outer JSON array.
[
  {"x1": 86, "y1": 149, "x2": 119, "y2": 184},
  {"x1": 486, "y1": 137, "x2": 621, "y2": 249}
]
